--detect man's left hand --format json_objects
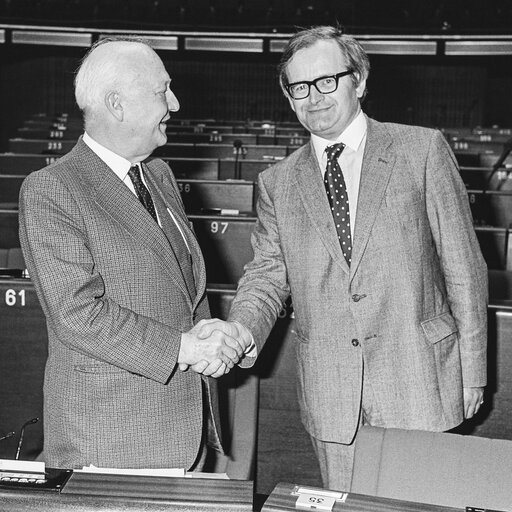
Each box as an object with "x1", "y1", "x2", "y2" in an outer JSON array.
[{"x1": 463, "y1": 386, "x2": 485, "y2": 419}]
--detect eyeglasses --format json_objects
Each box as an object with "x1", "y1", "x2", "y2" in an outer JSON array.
[{"x1": 285, "y1": 70, "x2": 354, "y2": 100}]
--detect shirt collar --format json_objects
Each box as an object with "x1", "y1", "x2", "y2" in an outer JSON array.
[
  {"x1": 82, "y1": 132, "x2": 134, "y2": 181},
  {"x1": 311, "y1": 110, "x2": 367, "y2": 162}
]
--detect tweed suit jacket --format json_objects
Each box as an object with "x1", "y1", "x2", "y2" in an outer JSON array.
[
  {"x1": 229, "y1": 116, "x2": 488, "y2": 445},
  {"x1": 19, "y1": 138, "x2": 219, "y2": 469}
]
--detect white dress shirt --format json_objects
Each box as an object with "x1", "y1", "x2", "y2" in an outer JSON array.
[
  {"x1": 82, "y1": 132, "x2": 191, "y2": 251},
  {"x1": 311, "y1": 110, "x2": 367, "y2": 239}
]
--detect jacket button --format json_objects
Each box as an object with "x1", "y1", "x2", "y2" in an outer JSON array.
[{"x1": 351, "y1": 339, "x2": 359, "y2": 347}]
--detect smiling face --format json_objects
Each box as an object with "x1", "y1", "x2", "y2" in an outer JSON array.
[
  {"x1": 121, "y1": 48, "x2": 180, "y2": 161},
  {"x1": 285, "y1": 40, "x2": 366, "y2": 140}
]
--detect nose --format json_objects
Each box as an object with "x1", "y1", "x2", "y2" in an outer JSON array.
[
  {"x1": 308, "y1": 85, "x2": 324, "y2": 104},
  {"x1": 166, "y1": 89, "x2": 180, "y2": 112}
]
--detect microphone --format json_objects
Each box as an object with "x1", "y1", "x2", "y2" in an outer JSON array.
[
  {"x1": 0, "y1": 431, "x2": 15, "y2": 442},
  {"x1": 233, "y1": 139, "x2": 243, "y2": 180},
  {"x1": 15, "y1": 417, "x2": 39, "y2": 460}
]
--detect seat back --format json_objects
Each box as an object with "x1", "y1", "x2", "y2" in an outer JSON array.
[{"x1": 351, "y1": 426, "x2": 512, "y2": 510}]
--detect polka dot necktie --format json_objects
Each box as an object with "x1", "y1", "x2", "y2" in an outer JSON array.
[
  {"x1": 324, "y1": 143, "x2": 352, "y2": 265},
  {"x1": 128, "y1": 164, "x2": 158, "y2": 224}
]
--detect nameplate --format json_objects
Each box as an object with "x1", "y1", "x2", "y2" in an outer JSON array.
[{"x1": 291, "y1": 486, "x2": 348, "y2": 511}]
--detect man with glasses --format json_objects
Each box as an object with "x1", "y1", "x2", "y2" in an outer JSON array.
[{"x1": 199, "y1": 26, "x2": 487, "y2": 490}]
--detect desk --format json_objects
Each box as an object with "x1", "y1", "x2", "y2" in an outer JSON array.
[
  {"x1": 261, "y1": 482, "x2": 462, "y2": 512},
  {"x1": 0, "y1": 473, "x2": 253, "y2": 511}
]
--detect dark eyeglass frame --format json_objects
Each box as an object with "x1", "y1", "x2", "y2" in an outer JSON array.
[{"x1": 285, "y1": 69, "x2": 354, "y2": 100}]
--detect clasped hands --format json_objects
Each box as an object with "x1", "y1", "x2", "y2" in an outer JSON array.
[{"x1": 178, "y1": 319, "x2": 253, "y2": 378}]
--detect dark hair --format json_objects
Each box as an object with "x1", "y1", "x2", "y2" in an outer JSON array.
[{"x1": 277, "y1": 26, "x2": 370, "y2": 101}]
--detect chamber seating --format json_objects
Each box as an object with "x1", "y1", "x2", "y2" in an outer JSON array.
[
  {"x1": 158, "y1": 157, "x2": 220, "y2": 180},
  {"x1": 0, "y1": 210, "x2": 256, "y2": 286},
  {"x1": 0, "y1": 174, "x2": 24, "y2": 207},
  {"x1": 0, "y1": 154, "x2": 59, "y2": 175},
  {"x1": 177, "y1": 179, "x2": 256, "y2": 214},
  {"x1": 0, "y1": 247, "x2": 24, "y2": 269},
  {"x1": 351, "y1": 425, "x2": 512, "y2": 510},
  {"x1": 468, "y1": 189, "x2": 512, "y2": 228},
  {"x1": 153, "y1": 142, "x2": 289, "y2": 160},
  {"x1": 189, "y1": 214, "x2": 256, "y2": 285},
  {"x1": 474, "y1": 225, "x2": 508, "y2": 270},
  {"x1": 0, "y1": 209, "x2": 20, "y2": 250}
]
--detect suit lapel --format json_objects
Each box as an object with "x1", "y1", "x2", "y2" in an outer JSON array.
[
  {"x1": 144, "y1": 161, "x2": 207, "y2": 309},
  {"x1": 75, "y1": 141, "x2": 193, "y2": 302},
  {"x1": 350, "y1": 118, "x2": 396, "y2": 279},
  {"x1": 294, "y1": 143, "x2": 350, "y2": 275}
]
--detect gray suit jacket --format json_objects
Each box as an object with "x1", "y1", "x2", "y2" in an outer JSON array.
[
  {"x1": 19, "y1": 138, "x2": 219, "y2": 469},
  {"x1": 229, "y1": 117, "x2": 488, "y2": 444}
]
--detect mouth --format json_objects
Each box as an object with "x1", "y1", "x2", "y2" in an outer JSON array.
[{"x1": 308, "y1": 105, "x2": 331, "y2": 114}]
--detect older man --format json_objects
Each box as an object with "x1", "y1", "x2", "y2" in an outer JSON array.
[
  {"x1": 19, "y1": 38, "x2": 243, "y2": 470},
  {"x1": 200, "y1": 26, "x2": 488, "y2": 491}
]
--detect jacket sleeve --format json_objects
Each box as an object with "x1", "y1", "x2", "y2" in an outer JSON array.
[
  {"x1": 19, "y1": 170, "x2": 182, "y2": 385},
  {"x1": 425, "y1": 130, "x2": 488, "y2": 387},
  {"x1": 228, "y1": 170, "x2": 291, "y2": 362}
]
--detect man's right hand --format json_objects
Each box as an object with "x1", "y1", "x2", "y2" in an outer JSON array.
[{"x1": 178, "y1": 323, "x2": 244, "y2": 372}]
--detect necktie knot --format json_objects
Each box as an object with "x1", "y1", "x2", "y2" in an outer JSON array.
[
  {"x1": 128, "y1": 164, "x2": 143, "y2": 186},
  {"x1": 326, "y1": 143, "x2": 345, "y2": 162},
  {"x1": 127, "y1": 164, "x2": 158, "y2": 223}
]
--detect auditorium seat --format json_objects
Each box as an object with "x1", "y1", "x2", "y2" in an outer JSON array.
[
  {"x1": 0, "y1": 247, "x2": 25, "y2": 269},
  {"x1": 474, "y1": 226, "x2": 508, "y2": 270},
  {"x1": 168, "y1": 132, "x2": 258, "y2": 146},
  {"x1": 0, "y1": 209, "x2": 253, "y2": 286},
  {"x1": 459, "y1": 165, "x2": 510, "y2": 189},
  {"x1": 219, "y1": 158, "x2": 275, "y2": 181},
  {"x1": 0, "y1": 174, "x2": 25, "y2": 206},
  {"x1": 351, "y1": 426, "x2": 512, "y2": 510},
  {"x1": 177, "y1": 179, "x2": 256, "y2": 214},
  {"x1": 453, "y1": 150, "x2": 482, "y2": 167},
  {"x1": 17, "y1": 126, "x2": 82, "y2": 140},
  {"x1": 9, "y1": 138, "x2": 75, "y2": 155},
  {"x1": 468, "y1": 189, "x2": 512, "y2": 227},
  {"x1": 189, "y1": 214, "x2": 256, "y2": 285},
  {"x1": 159, "y1": 157, "x2": 220, "y2": 180},
  {"x1": 0, "y1": 154, "x2": 59, "y2": 175},
  {"x1": 0, "y1": 209, "x2": 20, "y2": 250},
  {"x1": 153, "y1": 143, "x2": 288, "y2": 160},
  {"x1": 480, "y1": 152, "x2": 512, "y2": 168}
]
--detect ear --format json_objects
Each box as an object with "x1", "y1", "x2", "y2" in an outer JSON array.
[
  {"x1": 105, "y1": 91, "x2": 123, "y2": 121},
  {"x1": 287, "y1": 95, "x2": 297, "y2": 113},
  {"x1": 354, "y1": 74, "x2": 367, "y2": 100}
]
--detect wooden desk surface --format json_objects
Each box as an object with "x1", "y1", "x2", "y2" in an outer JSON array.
[{"x1": 0, "y1": 473, "x2": 253, "y2": 512}]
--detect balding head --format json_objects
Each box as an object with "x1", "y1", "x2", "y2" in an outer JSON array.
[
  {"x1": 74, "y1": 37, "x2": 180, "y2": 162},
  {"x1": 75, "y1": 38, "x2": 155, "y2": 123}
]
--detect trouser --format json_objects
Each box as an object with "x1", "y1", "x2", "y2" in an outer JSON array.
[
  {"x1": 309, "y1": 362, "x2": 382, "y2": 491},
  {"x1": 189, "y1": 379, "x2": 222, "y2": 472}
]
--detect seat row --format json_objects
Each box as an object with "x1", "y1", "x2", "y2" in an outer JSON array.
[
  {"x1": 2, "y1": 208, "x2": 512, "y2": 275},
  {"x1": 0, "y1": 209, "x2": 256, "y2": 285},
  {"x1": 4, "y1": 168, "x2": 512, "y2": 224}
]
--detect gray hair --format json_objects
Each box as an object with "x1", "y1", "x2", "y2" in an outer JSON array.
[
  {"x1": 277, "y1": 26, "x2": 370, "y2": 101},
  {"x1": 74, "y1": 36, "x2": 152, "y2": 120}
]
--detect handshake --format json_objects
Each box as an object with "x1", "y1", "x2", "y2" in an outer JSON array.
[{"x1": 178, "y1": 319, "x2": 254, "y2": 378}]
